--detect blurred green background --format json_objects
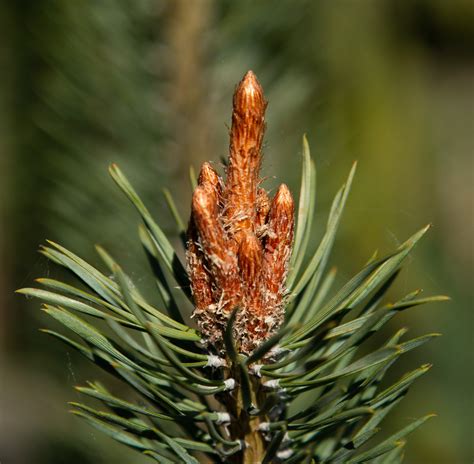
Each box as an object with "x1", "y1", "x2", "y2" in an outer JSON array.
[{"x1": 0, "y1": 1, "x2": 472, "y2": 463}]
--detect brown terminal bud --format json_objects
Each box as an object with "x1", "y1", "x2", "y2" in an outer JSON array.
[
  {"x1": 186, "y1": 71, "x2": 294, "y2": 355},
  {"x1": 224, "y1": 70, "x2": 267, "y2": 243}
]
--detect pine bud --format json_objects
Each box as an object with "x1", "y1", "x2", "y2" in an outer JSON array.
[
  {"x1": 224, "y1": 70, "x2": 267, "y2": 243},
  {"x1": 263, "y1": 184, "x2": 295, "y2": 306},
  {"x1": 186, "y1": 71, "x2": 294, "y2": 355}
]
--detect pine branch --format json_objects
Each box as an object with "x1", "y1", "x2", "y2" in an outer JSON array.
[{"x1": 18, "y1": 70, "x2": 446, "y2": 463}]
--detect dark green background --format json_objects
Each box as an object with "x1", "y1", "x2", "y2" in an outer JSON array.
[{"x1": 1, "y1": 1, "x2": 472, "y2": 463}]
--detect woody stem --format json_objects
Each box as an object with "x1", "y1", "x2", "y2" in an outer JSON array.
[{"x1": 226, "y1": 368, "x2": 266, "y2": 463}]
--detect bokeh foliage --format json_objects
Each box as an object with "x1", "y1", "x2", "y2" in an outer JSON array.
[{"x1": 1, "y1": 1, "x2": 472, "y2": 463}]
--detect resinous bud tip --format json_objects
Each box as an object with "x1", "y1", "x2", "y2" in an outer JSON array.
[
  {"x1": 273, "y1": 184, "x2": 294, "y2": 208},
  {"x1": 198, "y1": 162, "x2": 220, "y2": 188},
  {"x1": 233, "y1": 70, "x2": 266, "y2": 117}
]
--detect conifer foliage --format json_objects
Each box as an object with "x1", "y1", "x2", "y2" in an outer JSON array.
[{"x1": 19, "y1": 71, "x2": 446, "y2": 463}]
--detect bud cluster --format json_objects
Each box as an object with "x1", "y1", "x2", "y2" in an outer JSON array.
[{"x1": 186, "y1": 71, "x2": 294, "y2": 355}]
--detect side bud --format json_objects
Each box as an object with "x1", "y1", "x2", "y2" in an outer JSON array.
[{"x1": 263, "y1": 184, "x2": 295, "y2": 304}]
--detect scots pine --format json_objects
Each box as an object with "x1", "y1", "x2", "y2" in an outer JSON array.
[{"x1": 19, "y1": 71, "x2": 447, "y2": 463}]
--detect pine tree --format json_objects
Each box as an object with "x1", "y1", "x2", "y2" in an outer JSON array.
[{"x1": 19, "y1": 71, "x2": 447, "y2": 463}]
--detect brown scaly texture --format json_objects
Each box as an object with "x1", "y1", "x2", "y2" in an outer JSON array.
[{"x1": 186, "y1": 71, "x2": 294, "y2": 355}]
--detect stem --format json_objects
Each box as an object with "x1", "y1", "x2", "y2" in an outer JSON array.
[{"x1": 225, "y1": 368, "x2": 266, "y2": 463}]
